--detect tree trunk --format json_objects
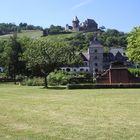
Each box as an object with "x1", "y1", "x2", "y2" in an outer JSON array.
[{"x1": 44, "y1": 76, "x2": 48, "y2": 88}]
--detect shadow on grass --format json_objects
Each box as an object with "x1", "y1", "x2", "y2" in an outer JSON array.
[{"x1": 42, "y1": 86, "x2": 66, "y2": 90}]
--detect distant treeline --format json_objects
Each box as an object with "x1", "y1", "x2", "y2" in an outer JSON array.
[
  {"x1": 43, "y1": 25, "x2": 67, "y2": 36},
  {"x1": 0, "y1": 22, "x2": 43, "y2": 35}
]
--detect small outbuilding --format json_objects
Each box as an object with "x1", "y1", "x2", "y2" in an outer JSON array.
[{"x1": 96, "y1": 62, "x2": 140, "y2": 84}]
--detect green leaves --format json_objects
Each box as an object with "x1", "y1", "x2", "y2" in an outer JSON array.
[
  {"x1": 23, "y1": 38, "x2": 82, "y2": 75},
  {"x1": 127, "y1": 26, "x2": 140, "y2": 64}
]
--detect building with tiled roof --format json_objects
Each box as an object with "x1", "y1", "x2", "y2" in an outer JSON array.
[{"x1": 61, "y1": 36, "x2": 128, "y2": 74}]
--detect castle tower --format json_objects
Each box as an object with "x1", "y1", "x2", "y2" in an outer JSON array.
[
  {"x1": 72, "y1": 16, "x2": 80, "y2": 31},
  {"x1": 88, "y1": 36, "x2": 103, "y2": 74}
]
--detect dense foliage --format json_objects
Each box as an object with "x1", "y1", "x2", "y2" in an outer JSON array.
[
  {"x1": 129, "y1": 68, "x2": 140, "y2": 77},
  {"x1": 97, "y1": 29, "x2": 127, "y2": 48},
  {"x1": 47, "y1": 71, "x2": 93, "y2": 86},
  {"x1": 21, "y1": 77, "x2": 44, "y2": 86},
  {"x1": 0, "y1": 34, "x2": 24, "y2": 79},
  {"x1": 49, "y1": 25, "x2": 65, "y2": 33},
  {"x1": 0, "y1": 22, "x2": 42, "y2": 35},
  {"x1": 47, "y1": 71, "x2": 72, "y2": 86},
  {"x1": 63, "y1": 29, "x2": 127, "y2": 51},
  {"x1": 0, "y1": 35, "x2": 83, "y2": 86},
  {"x1": 23, "y1": 38, "x2": 82, "y2": 74},
  {"x1": 127, "y1": 26, "x2": 140, "y2": 64}
]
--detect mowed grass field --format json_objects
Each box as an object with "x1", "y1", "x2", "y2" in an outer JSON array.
[{"x1": 0, "y1": 85, "x2": 140, "y2": 140}]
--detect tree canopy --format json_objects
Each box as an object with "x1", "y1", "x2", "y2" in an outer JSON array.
[
  {"x1": 23, "y1": 38, "x2": 82, "y2": 73},
  {"x1": 127, "y1": 26, "x2": 140, "y2": 64},
  {"x1": 22, "y1": 38, "x2": 82, "y2": 86},
  {"x1": 0, "y1": 22, "x2": 43, "y2": 35},
  {"x1": 0, "y1": 34, "x2": 24, "y2": 78}
]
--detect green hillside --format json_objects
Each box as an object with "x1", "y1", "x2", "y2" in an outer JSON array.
[
  {"x1": 0, "y1": 30, "x2": 90, "y2": 51},
  {"x1": 0, "y1": 30, "x2": 43, "y2": 39},
  {"x1": 43, "y1": 33, "x2": 78, "y2": 41},
  {"x1": 0, "y1": 30, "x2": 79, "y2": 41},
  {"x1": 0, "y1": 29, "x2": 127, "y2": 50}
]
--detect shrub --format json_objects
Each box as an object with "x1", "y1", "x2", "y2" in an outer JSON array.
[
  {"x1": 68, "y1": 77, "x2": 93, "y2": 84},
  {"x1": 67, "y1": 83, "x2": 140, "y2": 89},
  {"x1": 67, "y1": 84, "x2": 94, "y2": 89},
  {"x1": 16, "y1": 75, "x2": 25, "y2": 82},
  {"x1": 0, "y1": 73, "x2": 7, "y2": 78},
  {"x1": 47, "y1": 71, "x2": 93, "y2": 86},
  {"x1": 21, "y1": 77, "x2": 44, "y2": 86},
  {"x1": 47, "y1": 71, "x2": 71, "y2": 86},
  {"x1": 129, "y1": 68, "x2": 140, "y2": 77}
]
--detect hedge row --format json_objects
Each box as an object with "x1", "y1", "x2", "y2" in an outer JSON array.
[{"x1": 67, "y1": 83, "x2": 140, "y2": 89}]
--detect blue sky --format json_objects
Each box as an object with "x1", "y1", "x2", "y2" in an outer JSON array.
[{"x1": 0, "y1": 0, "x2": 140, "y2": 32}]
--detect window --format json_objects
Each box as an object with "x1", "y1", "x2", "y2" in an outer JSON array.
[
  {"x1": 94, "y1": 49, "x2": 97, "y2": 53},
  {"x1": 66, "y1": 68, "x2": 71, "y2": 72},
  {"x1": 95, "y1": 63, "x2": 98, "y2": 66},
  {"x1": 94, "y1": 56, "x2": 97, "y2": 59},
  {"x1": 80, "y1": 68, "x2": 84, "y2": 72},
  {"x1": 84, "y1": 62, "x2": 88, "y2": 66},
  {"x1": 95, "y1": 68, "x2": 98, "y2": 72}
]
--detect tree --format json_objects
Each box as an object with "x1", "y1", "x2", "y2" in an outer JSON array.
[
  {"x1": 49, "y1": 25, "x2": 65, "y2": 33},
  {"x1": 0, "y1": 34, "x2": 24, "y2": 79},
  {"x1": 23, "y1": 38, "x2": 82, "y2": 87},
  {"x1": 127, "y1": 26, "x2": 140, "y2": 64},
  {"x1": 19, "y1": 22, "x2": 27, "y2": 30},
  {"x1": 97, "y1": 29, "x2": 127, "y2": 48}
]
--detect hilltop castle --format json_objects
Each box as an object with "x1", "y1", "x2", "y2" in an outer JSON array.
[{"x1": 66, "y1": 16, "x2": 98, "y2": 32}]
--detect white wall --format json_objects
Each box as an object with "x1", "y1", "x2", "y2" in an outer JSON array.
[{"x1": 61, "y1": 67, "x2": 89, "y2": 73}]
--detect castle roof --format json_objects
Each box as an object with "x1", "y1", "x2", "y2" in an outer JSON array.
[
  {"x1": 73, "y1": 16, "x2": 79, "y2": 22},
  {"x1": 86, "y1": 19, "x2": 97, "y2": 25}
]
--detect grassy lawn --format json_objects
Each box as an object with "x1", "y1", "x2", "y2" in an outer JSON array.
[{"x1": 0, "y1": 85, "x2": 140, "y2": 140}]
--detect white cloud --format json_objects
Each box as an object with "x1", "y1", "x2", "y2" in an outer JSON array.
[{"x1": 72, "y1": 0, "x2": 93, "y2": 10}]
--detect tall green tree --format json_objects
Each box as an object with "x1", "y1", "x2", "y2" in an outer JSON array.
[
  {"x1": 127, "y1": 27, "x2": 140, "y2": 64},
  {"x1": 23, "y1": 38, "x2": 82, "y2": 87},
  {"x1": 0, "y1": 34, "x2": 23, "y2": 79}
]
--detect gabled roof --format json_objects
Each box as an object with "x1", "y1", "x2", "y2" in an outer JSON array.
[
  {"x1": 115, "y1": 51, "x2": 126, "y2": 62},
  {"x1": 103, "y1": 53, "x2": 115, "y2": 62},
  {"x1": 110, "y1": 48, "x2": 125, "y2": 56},
  {"x1": 80, "y1": 53, "x2": 89, "y2": 61},
  {"x1": 103, "y1": 52, "x2": 128, "y2": 63}
]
